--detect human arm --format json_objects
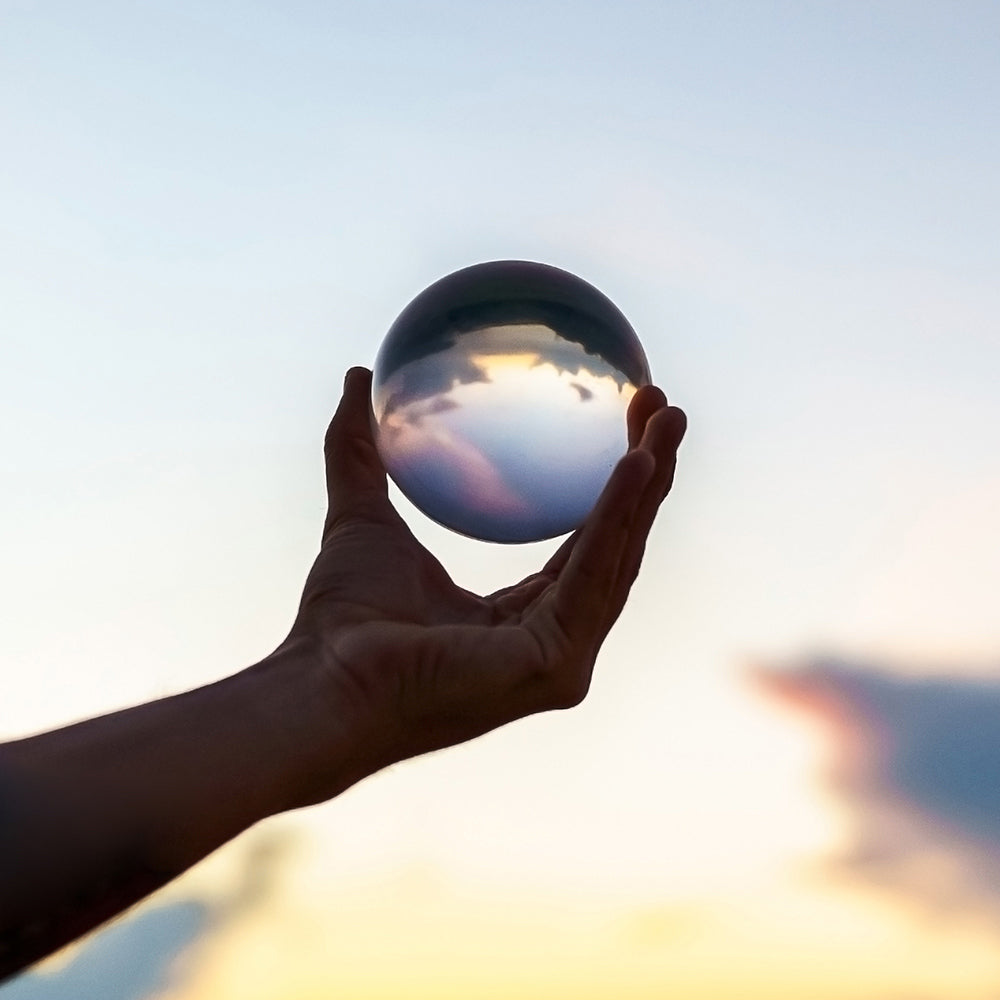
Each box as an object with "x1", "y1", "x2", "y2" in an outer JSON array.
[{"x1": 0, "y1": 366, "x2": 686, "y2": 978}]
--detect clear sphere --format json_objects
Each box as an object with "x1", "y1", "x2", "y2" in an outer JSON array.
[{"x1": 372, "y1": 260, "x2": 651, "y2": 544}]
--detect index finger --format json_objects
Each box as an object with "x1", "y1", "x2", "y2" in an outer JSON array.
[
  {"x1": 603, "y1": 403, "x2": 687, "y2": 627},
  {"x1": 541, "y1": 382, "x2": 674, "y2": 583},
  {"x1": 548, "y1": 446, "x2": 656, "y2": 648}
]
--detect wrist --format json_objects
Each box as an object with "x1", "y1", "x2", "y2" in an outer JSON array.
[{"x1": 243, "y1": 636, "x2": 377, "y2": 816}]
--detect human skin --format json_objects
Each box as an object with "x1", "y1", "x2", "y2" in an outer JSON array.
[{"x1": 0, "y1": 366, "x2": 686, "y2": 980}]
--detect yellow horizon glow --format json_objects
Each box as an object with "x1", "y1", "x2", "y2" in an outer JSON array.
[{"x1": 169, "y1": 866, "x2": 1000, "y2": 1000}]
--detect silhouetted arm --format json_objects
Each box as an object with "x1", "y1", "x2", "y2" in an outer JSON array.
[
  {"x1": 0, "y1": 367, "x2": 686, "y2": 980},
  {"x1": 0, "y1": 652, "x2": 342, "y2": 976}
]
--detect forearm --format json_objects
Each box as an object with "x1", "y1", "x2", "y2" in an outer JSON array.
[{"x1": 0, "y1": 640, "x2": 351, "y2": 980}]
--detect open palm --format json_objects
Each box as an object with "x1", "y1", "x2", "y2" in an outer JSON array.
[{"x1": 289, "y1": 367, "x2": 686, "y2": 773}]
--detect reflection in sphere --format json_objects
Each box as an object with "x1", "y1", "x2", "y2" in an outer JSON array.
[{"x1": 372, "y1": 260, "x2": 651, "y2": 544}]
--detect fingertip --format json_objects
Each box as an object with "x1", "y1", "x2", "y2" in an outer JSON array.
[
  {"x1": 324, "y1": 368, "x2": 390, "y2": 522},
  {"x1": 666, "y1": 405, "x2": 687, "y2": 444},
  {"x1": 627, "y1": 384, "x2": 669, "y2": 449},
  {"x1": 327, "y1": 367, "x2": 376, "y2": 452},
  {"x1": 635, "y1": 383, "x2": 668, "y2": 408},
  {"x1": 639, "y1": 404, "x2": 687, "y2": 453},
  {"x1": 344, "y1": 365, "x2": 373, "y2": 392}
]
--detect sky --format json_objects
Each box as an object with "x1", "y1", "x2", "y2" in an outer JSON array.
[{"x1": 2, "y1": 1, "x2": 1000, "y2": 997}]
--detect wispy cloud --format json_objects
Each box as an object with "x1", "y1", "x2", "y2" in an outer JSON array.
[{"x1": 757, "y1": 658, "x2": 1000, "y2": 926}]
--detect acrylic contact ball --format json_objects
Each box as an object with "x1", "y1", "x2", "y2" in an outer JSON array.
[{"x1": 372, "y1": 260, "x2": 651, "y2": 544}]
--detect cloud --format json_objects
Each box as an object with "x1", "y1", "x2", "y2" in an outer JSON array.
[
  {"x1": 0, "y1": 902, "x2": 210, "y2": 1000},
  {"x1": 377, "y1": 394, "x2": 533, "y2": 540},
  {"x1": 377, "y1": 349, "x2": 490, "y2": 420},
  {"x1": 375, "y1": 318, "x2": 636, "y2": 424},
  {"x1": 375, "y1": 265, "x2": 649, "y2": 407},
  {"x1": 756, "y1": 658, "x2": 1000, "y2": 924}
]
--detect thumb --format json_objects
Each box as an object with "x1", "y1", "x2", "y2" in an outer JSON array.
[{"x1": 323, "y1": 367, "x2": 390, "y2": 530}]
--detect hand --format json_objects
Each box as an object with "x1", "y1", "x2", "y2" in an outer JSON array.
[
  {"x1": 286, "y1": 367, "x2": 687, "y2": 789},
  {"x1": 0, "y1": 366, "x2": 684, "y2": 976}
]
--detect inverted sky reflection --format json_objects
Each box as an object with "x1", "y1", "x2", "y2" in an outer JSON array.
[{"x1": 374, "y1": 322, "x2": 639, "y2": 543}]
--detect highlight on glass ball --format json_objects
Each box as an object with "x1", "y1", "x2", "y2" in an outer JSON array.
[{"x1": 372, "y1": 260, "x2": 652, "y2": 544}]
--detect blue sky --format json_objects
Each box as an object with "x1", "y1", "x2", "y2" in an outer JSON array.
[{"x1": 3, "y1": 2, "x2": 1000, "y2": 996}]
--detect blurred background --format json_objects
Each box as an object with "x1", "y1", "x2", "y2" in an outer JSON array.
[{"x1": 2, "y1": 2, "x2": 999, "y2": 997}]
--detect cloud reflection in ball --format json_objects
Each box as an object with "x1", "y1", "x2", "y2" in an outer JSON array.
[{"x1": 372, "y1": 261, "x2": 651, "y2": 543}]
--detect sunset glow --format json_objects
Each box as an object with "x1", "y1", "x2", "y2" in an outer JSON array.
[{"x1": 3, "y1": 3, "x2": 999, "y2": 998}]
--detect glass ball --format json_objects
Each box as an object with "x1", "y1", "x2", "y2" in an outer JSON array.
[{"x1": 372, "y1": 260, "x2": 651, "y2": 544}]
